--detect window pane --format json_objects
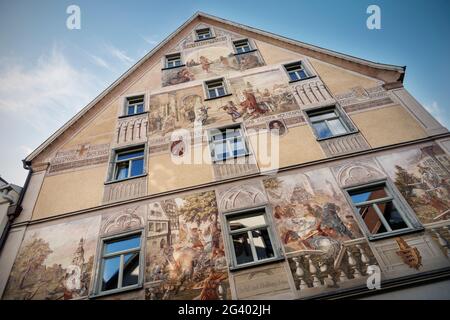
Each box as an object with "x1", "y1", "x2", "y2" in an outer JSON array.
[
  {"x1": 117, "y1": 150, "x2": 144, "y2": 161},
  {"x1": 127, "y1": 105, "x2": 135, "y2": 115},
  {"x1": 376, "y1": 201, "x2": 408, "y2": 231},
  {"x1": 105, "y1": 235, "x2": 141, "y2": 254},
  {"x1": 228, "y1": 214, "x2": 266, "y2": 231},
  {"x1": 350, "y1": 186, "x2": 388, "y2": 204},
  {"x1": 298, "y1": 69, "x2": 307, "y2": 79},
  {"x1": 122, "y1": 252, "x2": 140, "y2": 287},
  {"x1": 208, "y1": 89, "x2": 217, "y2": 98},
  {"x1": 327, "y1": 118, "x2": 347, "y2": 135},
  {"x1": 312, "y1": 121, "x2": 333, "y2": 139},
  {"x1": 102, "y1": 256, "x2": 120, "y2": 291},
  {"x1": 115, "y1": 163, "x2": 129, "y2": 180},
  {"x1": 232, "y1": 233, "x2": 254, "y2": 265},
  {"x1": 231, "y1": 138, "x2": 246, "y2": 156},
  {"x1": 130, "y1": 158, "x2": 144, "y2": 176},
  {"x1": 289, "y1": 72, "x2": 299, "y2": 81},
  {"x1": 251, "y1": 229, "x2": 275, "y2": 261},
  {"x1": 217, "y1": 87, "x2": 225, "y2": 96},
  {"x1": 309, "y1": 111, "x2": 336, "y2": 122},
  {"x1": 136, "y1": 104, "x2": 144, "y2": 114},
  {"x1": 357, "y1": 205, "x2": 388, "y2": 234}
]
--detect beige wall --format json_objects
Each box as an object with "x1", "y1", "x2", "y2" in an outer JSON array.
[
  {"x1": 352, "y1": 105, "x2": 428, "y2": 148},
  {"x1": 32, "y1": 165, "x2": 107, "y2": 219}
]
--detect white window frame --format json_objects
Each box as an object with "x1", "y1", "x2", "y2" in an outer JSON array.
[
  {"x1": 224, "y1": 206, "x2": 283, "y2": 270},
  {"x1": 345, "y1": 179, "x2": 423, "y2": 241},
  {"x1": 284, "y1": 61, "x2": 309, "y2": 82},
  {"x1": 233, "y1": 39, "x2": 252, "y2": 54},
  {"x1": 207, "y1": 125, "x2": 249, "y2": 162},
  {"x1": 165, "y1": 53, "x2": 182, "y2": 68},
  {"x1": 195, "y1": 27, "x2": 212, "y2": 40},
  {"x1": 305, "y1": 105, "x2": 356, "y2": 140},
  {"x1": 205, "y1": 78, "x2": 227, "y2": 99},
  {"x1": 94, "y1": 231, "x2": 144, "y2": 297},
  {"x1": 125, "y1": 95, "x2": 145, "y2": 116},
  {"x1": 111, "y1": 146, "x2": 146, "y2": 181}
]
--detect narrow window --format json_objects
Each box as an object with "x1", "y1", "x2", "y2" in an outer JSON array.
[
  {"x1": 165, "y1": 53, "x2": 182, "y2": 68},
  {"x1": 233, "y1": 39, "x2": 252, "y2": 54},
  {"x1": 126, "y1": 96, "x2": 145, "y2": 116},
  {"x1": 205, "y1": 78, "x2": 227, "y2": 99},
  {"x1": 99, "y1": 233, "x2": 142, "y2": 294},
  {"x1": 307, "y1": 107, "x2": 350, "y2": 139},
  {"x1": 209, "y1": 126, "x2": 248, "y2": 162},
  {"x1": 196, "y1": 28, "x2": 212, "y2": 40},
  {"x1": 347, "y1": 181, "x2": 422, "y2": 239},
  {"x1": 113, "y1": 147, "x2": 145, "y2": 181},
  {"x1": 226, "y1": 209, "x2": 277, "y2": 267},
  {"x1": 284, "y1": 61, "x2": 309, "y2": 82}
]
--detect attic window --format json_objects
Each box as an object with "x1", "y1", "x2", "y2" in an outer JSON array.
[
  {"x1": 165, "y1": 53, "x2": 182, "y2": 68},
  {"x1": 196, "y1": 28, "x2": 212, "y2": 40},
  {"x1": 284, "y1": 61, "x2": 309, "y2": 82},
  {"x1": 233, "y1": 39, "x2": 252, "y2": 54},
  {"x1": 205, "y1": 78, "x2": 227, "y2": 99}
]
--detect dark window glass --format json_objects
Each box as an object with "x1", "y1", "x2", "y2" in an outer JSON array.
[
  {"x1": 312, "y1": 121, "x2": 333, "y2": 139},
  {"x1": 115, "y1": 162, "x2": 129, "y2": 180},
  {"x1": 228, "y1": 214, "x2": 266, "y2": 231},
  {"x1": 122, "y1": 253, "x2": 140, "y2": 287},
  {"x1": 350, "y1": 186, "x2": 388, "y2": 203},
  {"x1": 357, "y1": 205, "x2": 388, "y2": 234},
  {"x1": 130, "y1": 158, "x2": 144, "y2": 176},
  {"x1": 117, "y1": 150, "x2": 144, "y2": 161},
  {"x1": 378, "y1": 201, "x2": 408, "y2": 231},
  {"x1": 252, "y1": 229, "x2": 275, "y2": 260},
  {"x1": 232, "y1": 233, "x2": 254, "y2": 265}
]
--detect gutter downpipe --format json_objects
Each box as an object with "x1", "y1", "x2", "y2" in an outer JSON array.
[{"x1": 0, "y1": 160, "x2": 32, "y2": 253}]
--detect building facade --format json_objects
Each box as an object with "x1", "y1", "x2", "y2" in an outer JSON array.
[{"x1": 1, "y1": 12, "x2": 449, "y2": 300}]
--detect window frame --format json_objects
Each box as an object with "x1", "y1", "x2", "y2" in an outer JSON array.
[
  {"x1": 124, "y1": 95, "x2": 146, "y2": 116},
  {"x1": 233, "y1": 39, "x2": 252, "y2": 54},
  {"x1": 106, "y1": 144, "x2": 147, "y2": 183},
  {"x1": 305, "y1": 105, "x2": 357, "y2": 141},
  {"x1": 344, "y1": 179, "x2": 423, "y2": 241},
  {"x1": 204, "y1": 78, "x2": 228, "y2": 100},
  {"x1": 195, "y1": 27, "x2": 213, "y2": 41},
  {"x1": 207, "y1": 124, "x2": 250, "y2": 163},
  {"x1": 283, "y1": 61, "x2": 310, "y2": 82},
  {"x1": 223, "y1": 206, "x2": 283, "y2": 271},
  {"x1": 93, "y1": 230, "x2": 145, "y2": 297},
  {"x1": 165, "y1": 53, "x2": 183, "y2": 69}
]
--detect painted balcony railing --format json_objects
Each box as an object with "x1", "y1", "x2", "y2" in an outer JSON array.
[
  {"x1": 293, "y1": 77, "x2": 335, "y2": 108},
  {"x1": 114, "y1": 113, "x2": 149, "y2": 147},
  {"x1": 287, "y1": 238, "x2": 378, "y2": 296}
]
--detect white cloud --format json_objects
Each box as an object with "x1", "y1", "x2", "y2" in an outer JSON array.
[
  {"x1": 140, "y1": 34, "x2": 159, "y2": 46},
  {"x1": 424, "y1": 101, "x2": 450, "y2": 129},
  {"x1": 88, "y1": 53, "x2": 112, "y2": 70},
  {"x1": 105, "y1": 44, "x2": 134, "y2": 65},
  {"x1": 0, "y1": 46, "x2": 103, "y2": 133}
]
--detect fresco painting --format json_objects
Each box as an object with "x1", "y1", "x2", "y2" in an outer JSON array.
[
  {"x1": 162, "y1": 43, "x2": 264, "y2": 87},
  {"x1": 145, "y1": 191, "x2": 230, "y2": 300},
  {"x1": 3, "y1": 216, "x2": 100, "y2": 300},
  {"x1": 151, "y1": 69, "x2": 301, "y2": 139},
  {"x1": 377, "y1": 145, "x2": 450, "y2": 223},
  {"x1": 263, "y1": 168, "x2": 362, "y2": 255}
]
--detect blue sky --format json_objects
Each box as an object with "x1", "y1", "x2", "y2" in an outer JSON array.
[{"x1": 0, "y1": 0, "x2": 449, "y2": 185}]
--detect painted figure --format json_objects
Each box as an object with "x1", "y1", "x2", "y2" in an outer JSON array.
[{"x1": 221, "y1": 101, "x2": 241, "y2": 122}]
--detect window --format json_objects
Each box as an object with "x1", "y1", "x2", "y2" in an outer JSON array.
[
  {"x1": 196, "y1": 28, "x2": 212, "y2": 40},
  {"x1": 205, "y1": 78, "x2": 227, "y2": 99},
  {"x1": 98, "y1": 233, "x2": 142, "y2": 294},
  {"x1": 209, "y1": 126, "x2": 248, "y2": 161},
  {"x1": 113, "y1": 147, "x2": 145, "y2": 181},
  {"x1": 347, "y1": 181, "x2": 422, "y2": 240},
  {"x1": 307, "y1": 107, "x2": 351, "y2": 139},
  {"x1": 284, "y1": 61, "x2": 309, "y2": 82},
  {"x1": 165, "y1": 53, "x2": 182, "y2": 68},
  {"x1": 233, "y1": 39, "x2": 252, "y2": 54},
  {"x1": 225, "y1": 208, "x2": 278, "y2": 268},
  {"x1": 125, "y1": 96, "x2": 145, "y2": 116}
]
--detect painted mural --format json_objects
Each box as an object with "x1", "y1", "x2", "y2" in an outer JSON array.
[
  {"x1": 377, "y1": 145, "x2": 450, "y2": 223},
  {"x1": 2, "y1": 216, "x2": 100, "y2": 300},
  {"x1": 150, "y1": 69, "x2": 300, "y2": 140},
  {"x1": 263, "y1": 168, "x2": 362, "y2": 255},
  {"x1": 162, "y1": 41, "x2": 265, "y2": 87},
  {"x1": 145, "y1": 191, "x2": 230, "y2": 300}
]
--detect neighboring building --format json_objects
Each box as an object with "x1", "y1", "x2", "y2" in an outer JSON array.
[
  {"x1": 0, "y1": 177, "x2": 22, "y2": 252},
  {"x1": 1, "y1": 12, "x2": 449, "y2": 300}
]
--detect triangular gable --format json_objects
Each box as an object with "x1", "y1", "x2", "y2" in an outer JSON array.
[{"x1": 26, "y1": 11, "x2": 405, "y2": 166}]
